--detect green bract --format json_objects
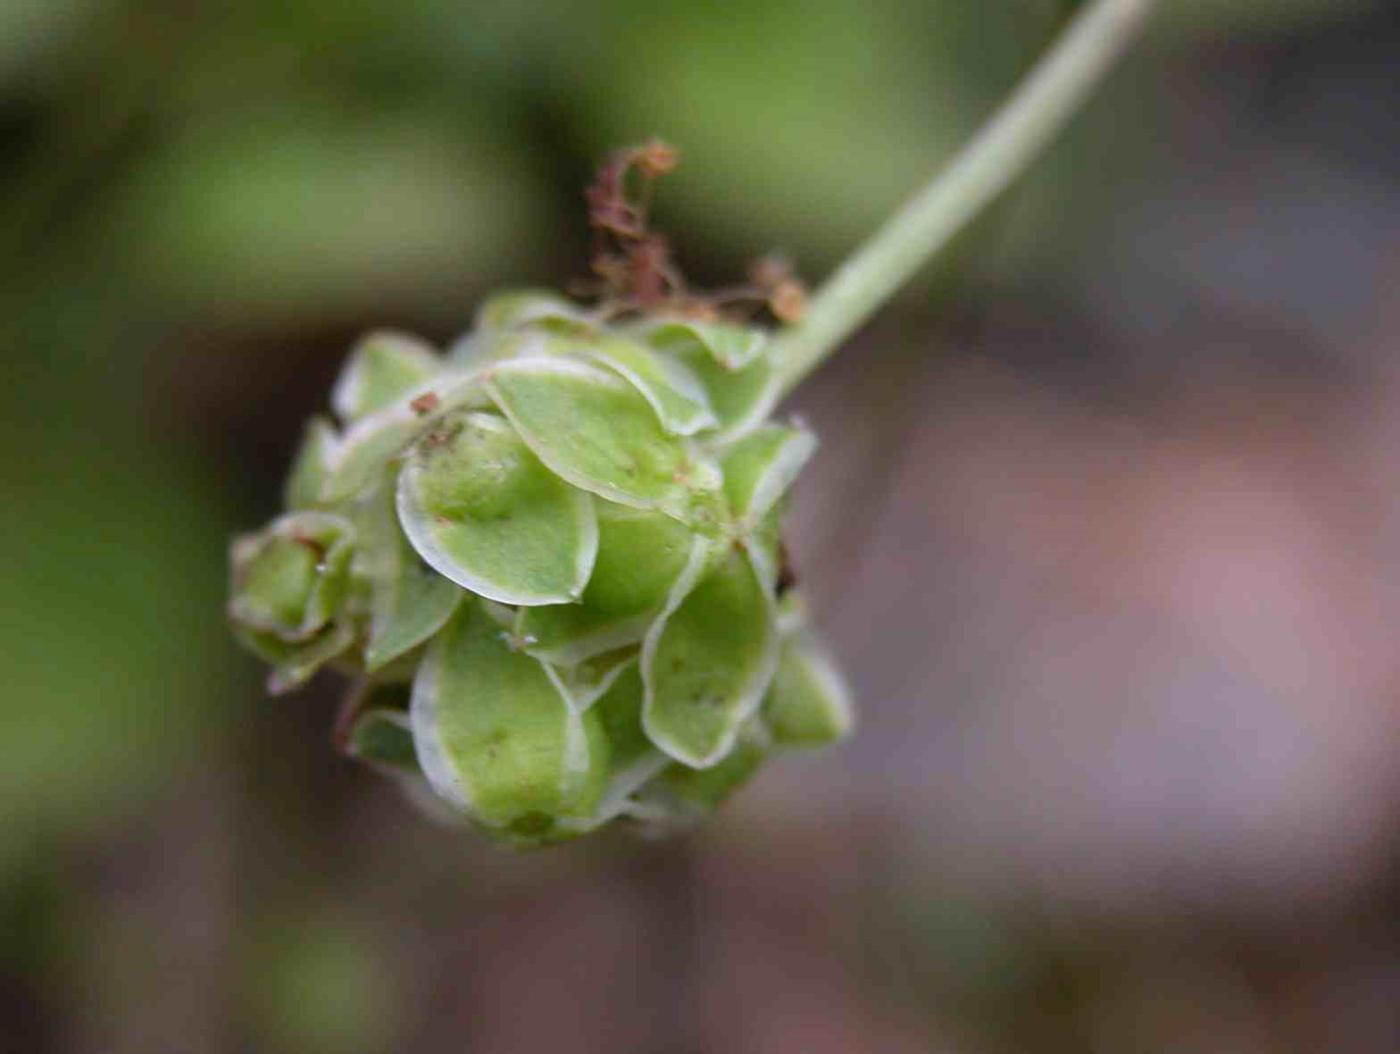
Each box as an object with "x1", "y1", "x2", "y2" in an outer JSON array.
[{"x1": 227, "y1": 291, "x2": 853, "y2": 846}]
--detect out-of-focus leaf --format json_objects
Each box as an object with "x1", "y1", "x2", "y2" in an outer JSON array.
[
  {"x1": 447, "y1": 329, "x2": 562, "y2": 371},
  {"x1": 763, "y1": 633, "x2": 854, "y2": 748},
  {"x1": 474, "y1": 288, "x2": 595, "y2": 334},
  {"x1": 283, "y1": 416, "x2": 339, "y2": 511},
  {"x1": 397, "y1": 411, "x2": 597, "y2": 606},
  {"x1": 245, "y1": 910, "x2": 396, "y2": 1054},
  {"x1": 346, "y1": 709, "x2": 418, "y2": 771},
  {"x1": 109, "y1": 111, "x2": 545, "y2": 317},
  {"x1": 719, "y1": 423, "x2": 816, "y2": 527},
  {"x1": 644, "y1": 720, "x2": 770, "y2": 815},
  {"x1": 331, "y1": 331, "x2": 440, "y2": 423},
  {"x1": 0, "y1": 414, "x2": 235, "y2": 879},
  {"x1": 569, "y1": 0, "x2": 1029, "y2": 262},
  {"x1": 642, "y1": 546, "x2": 778, "y2": 767},
  {"x1": 355, "y1": 481, "x2": 461, "y2": 672},
  {"x1": 0, "y1": 0, "x2": 94, "y2": 86},
  {"x1": 583, "y1": 336, "x2": 717, "y2": 435},
  {"x1": 593, "y1": 660, "x2": 652, "y2": 773},
  {"x1": 746, "y1": 504, "x2": 784, "y2": 592},
  {"x1": 644, "y1": 319, "x2": 767, "y2": 370},
  {"x1": 320, "y1": 371, "x2": 488, "y2": 503},
  {"x1": 236, "y1": 619, "x2": 354, "y2": 696},
  {"x1": 664, "y1": 339, "x2": 777, "y2": 439}
]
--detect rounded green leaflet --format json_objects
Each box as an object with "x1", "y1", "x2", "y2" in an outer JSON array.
[
  {"x1": 719, "y1": 423, "x2": 817, "y2": 529},
  {"x1": 662, "y1": 339, "x2": 778, "y2": 440},
  {"x1": 322, "y1": 413, "x2": 427, "y2": 505},
  {"x1": 396, "y1": 411, "x2": 598, "y2": 606},
  {"x1": 643, "y1": 319, "x2": 768, "y2": 371},
  {"x1": 644, "y1": 720, "x2": 771, "y2": 816},
  {"x1": 235, "y1": 619, "x2": 355, "y2": 696},
  {"x1": 353, "y1": 480, "x2": 462, "y2": 672},
  {"x1": 763, "y1": 633, "x2": 854, "y2": 748},
  {"x1": 641, "y1": 543, "x2": 780, "y2": 768},
  {"x1": 516, "y1": 501, "x2": 700, "y2": 665},
  {"x1": 320, "y1": 371, "x2": 491, "y2": 504},
  {"x1": 542, "y1": 646, "x2": 638, "y2": 714},
  {"x1": 233, "y1": 536, "x2": 320, "y2": 632},
  {"x1": 483, "y1": 357, "x2": 703, "y2": 519},
  {"x1": 410, "y1": 601, "x2": 610, "y2": 832},
  {"x1": 284, "y1": 416, "x2": 339, "y2": 510},
  {"x1": 331, "y1": 331, "x2": 441, "y2": 423},
  {"x1": 559, "y1": 660, "x2": 671, "y2": 831},
  {"x1": 228, "y1": 511, "x2": 357, "y2": 695},
  {"x1": 448, "y1": 328, "x2": 567, "y2": 371},
  {"x1": 346, "y1": 708, "x2": 418, "y2": 771},
  {"x1": 473, "y1": 288, "x2": 596, "y2": 335},
  {"x1": 228, "y1": 511, "x2": 355, "y2": 641},
  {"x1": 580, "y1": 336, "x2": 717, "y2": 436},
  {"x1": 743, "y1": 505, "x2": 782, "y2": 593},
  {"x1": 592, "y1": 661, "x2": 652, "y2": 772}
]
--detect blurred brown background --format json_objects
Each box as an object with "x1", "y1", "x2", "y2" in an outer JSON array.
[{"x1": 2, "y1": 1, "x2": 1398, "y2": 1051}]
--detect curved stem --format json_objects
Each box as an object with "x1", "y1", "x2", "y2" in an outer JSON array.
[{"x1": 772, "y1": 0, "x2": 1158, "y2": 396}]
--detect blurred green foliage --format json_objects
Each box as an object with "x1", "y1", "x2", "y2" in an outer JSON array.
[
  {"x1": 243, "y1": 910, "x2": 397, "y2": 1053},
  {"x1": 0, "y1": 417, "x2": 233, "y2": 881},
  {"x1": 110, "y1": 111, "x2": 542, "y2": 319},
  {"x1": 558, "y1": 0, "x2": 1043, "y2": 262}
]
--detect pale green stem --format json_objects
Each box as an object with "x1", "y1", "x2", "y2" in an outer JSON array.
[{"x1": 772, "y1": 0, "x2": 1158, "y2": 396}]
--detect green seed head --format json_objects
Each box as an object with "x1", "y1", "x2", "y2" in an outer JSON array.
[{"x1": 229, "y1": 290, "x2": 853, "y2": 846}]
